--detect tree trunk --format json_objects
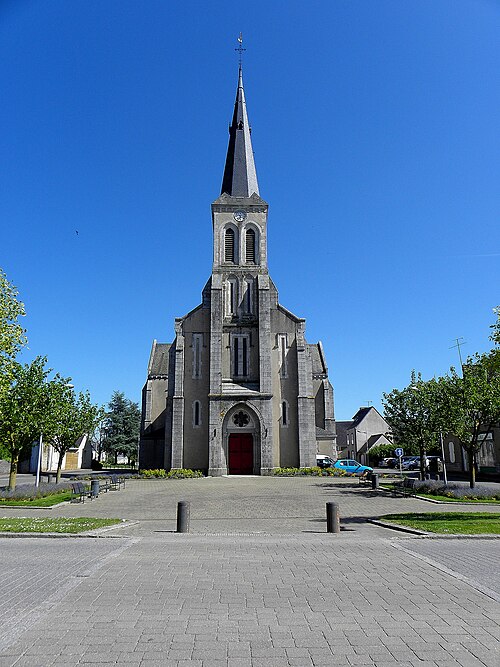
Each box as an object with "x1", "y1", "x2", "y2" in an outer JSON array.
[
  {"x1": 8, "y1": 452, "x2": 19, "y2": 490},
  {"x1": 468, "y1": 450, "x2": 476, "y2": 488},
  {"x1": 56, "y1": 450, "x2": 64, "y2": 484}
]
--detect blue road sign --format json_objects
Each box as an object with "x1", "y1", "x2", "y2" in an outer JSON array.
[{"x1": 395, "y1": 448, "x2": 404, "y2": 458}]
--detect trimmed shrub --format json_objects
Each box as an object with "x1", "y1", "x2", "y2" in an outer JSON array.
[
  {"x1": 140, "y1": 468, "x2": 203, "y2": 479},
  {"x1": 273, "y1": 466, "x2": 352, "y2": 477}
]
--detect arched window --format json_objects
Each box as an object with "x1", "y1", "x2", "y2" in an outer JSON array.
[
  {"x1": 225, "y1": 228, "x2": 235, "y2": 263},
  {"x1": 281, "y1": 400, "x2": 289, "y2": 427},
  {"x1": 245, "y1": 229, "x2": 256, "y2": 263},
  {"x1": 193, "y1": 400, "x2": 201, "y2": 428}
]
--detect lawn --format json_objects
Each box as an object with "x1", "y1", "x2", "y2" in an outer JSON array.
[
  {"x1": 0, "y1": 491, "x2": 73, "y2": 507},
  {"x1": 380, "y1": 512, "x2": 500, "y2": 534},
  {"x1": 0, "y1": 518, "x2": 122, "y2": 533}
]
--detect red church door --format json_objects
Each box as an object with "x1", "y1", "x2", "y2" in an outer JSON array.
[{"x1": 228, "y1": 434, "x2": 254, "y2": 474}]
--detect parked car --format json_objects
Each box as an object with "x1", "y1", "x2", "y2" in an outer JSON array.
[
  {"x1": 406, "y1": 456, "x2": 443, "y2": 472},
  {"x1": 379, "y1": 457, "x2": 397, "y2": 468},
  {"x1": 401, "y1": 456, "x2": 419, "y2": 470},
  {"x1": 333, "y1": 459, "x2": 373, "y2": 475},
  {"x1": 316, "y1": 455, "x2": 335, "y2": 469}
]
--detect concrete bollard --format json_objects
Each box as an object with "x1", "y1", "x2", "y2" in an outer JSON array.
[
  {"x1": 326, "y1": 502, "x2": 340, "y2": 534},
  {"x1": 371, "y1": 473, "x2": 379, "y2": 490},
  {"x1": 176, "y1": 500, "x2": 190, "y2": 533}
]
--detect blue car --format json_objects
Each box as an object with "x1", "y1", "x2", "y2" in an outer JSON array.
[{"x1": 333, "y1": 459, "x2": 373, "y2": 475}]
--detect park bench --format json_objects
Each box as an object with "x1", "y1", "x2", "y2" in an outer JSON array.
[
  {"x1": 392, "y1": 477, "x2": 417, "y2": 498},
  {"x1": 99, "y1": 474, "x2": 125, "y2": 492},
  {"x1": 70, "y1": 481, "x2": 92, "y2": 503}
]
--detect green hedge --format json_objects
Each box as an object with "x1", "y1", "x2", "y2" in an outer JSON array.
[
  {"x1": 273, "y1": 466, "x2": 354, "y2": 477},
  {"x1": 140, "y1": 468, "x2": 203, "y2": 479}
]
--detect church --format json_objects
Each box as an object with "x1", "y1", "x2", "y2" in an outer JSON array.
[{"x1": 139, "y1": 66, "x2": 336, "y2": 475}]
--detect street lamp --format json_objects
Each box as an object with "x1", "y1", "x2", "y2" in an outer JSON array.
[{"x1": 356, "y1": 430, "x2": 369, "y2": 465}]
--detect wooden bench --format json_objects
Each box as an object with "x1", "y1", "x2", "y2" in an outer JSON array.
[{"x1": 71, "y1": 482, "x2": 92, "y2": 503}]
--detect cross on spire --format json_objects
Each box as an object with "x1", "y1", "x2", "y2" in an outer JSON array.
[{"x1": 235, "y1": 32, "x2": 245, "y2": 67}]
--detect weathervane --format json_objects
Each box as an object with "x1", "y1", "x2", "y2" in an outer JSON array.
[{"x1": 235, "y1": 32, "x2": 246, "y2": 67}]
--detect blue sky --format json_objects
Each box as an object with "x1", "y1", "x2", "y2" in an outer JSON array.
[{"x1": 1, "y1": 0, "x2": 498, "y2": 420}]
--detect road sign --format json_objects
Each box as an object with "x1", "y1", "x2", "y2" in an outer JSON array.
[{"x1": 394, "y1": 448, "x2": 404, "y2": 458}]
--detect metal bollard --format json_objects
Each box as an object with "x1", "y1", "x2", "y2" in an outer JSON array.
[
  {"x1": 326, "y1": 502, "x2": 340, "y2": 534},
  {"x1": 371, "y1": 473, "x2": 379, "y2": 490},
  {"x1": 176, "y1": 500, "x2": 190, "y2": 533},
  {"x1": 91, "y1": 479, "x2": 100, "y2": 498}
]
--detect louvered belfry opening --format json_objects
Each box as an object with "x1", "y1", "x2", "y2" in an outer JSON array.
[
  {"x1": 225, "y1": 228, "x2": 235, "y2": 262},
  {"x1": 246, "y1": 229, "x2": 255, "y2": 263}
]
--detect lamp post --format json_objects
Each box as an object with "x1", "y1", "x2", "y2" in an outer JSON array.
[{"x1": 356, "y1": 430, "x2": 369, "y2": 465}]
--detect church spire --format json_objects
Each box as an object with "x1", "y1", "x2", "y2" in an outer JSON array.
[{"x1": 220, "y1": 66, "x2": 259, "y2": 198}]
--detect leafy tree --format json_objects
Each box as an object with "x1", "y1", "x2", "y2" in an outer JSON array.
[
  {"x1": 0, "y1": 357, "x2": 51, "y2": 488},
  {"x1": 49, "y1": 386, "x2": 103, "y2": 483},
  {"x1": 383, "y1": 372, "x2": 448, "y2": 480},
  {"x1": 490, "y1": 306, "x2": 500, "y2": 346},
  {"x1": 0, "y1": 269, "x2": 27, "y2": 398},
  {"x1": 101, "y1": 391, "x2": 140, "y2": 465},
  {"x1": 443, "y1": 350, "x2": 500, "y2": 488}
]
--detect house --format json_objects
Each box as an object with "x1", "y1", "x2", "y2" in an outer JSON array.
[{"x1": 336, "y1": 407, "x2": 391, "y2": 464}]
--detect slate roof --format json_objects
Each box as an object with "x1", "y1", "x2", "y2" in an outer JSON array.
[
  {"x1": 220, "y1": 67, "x2": 259, "y2": 198},
  {"x1": 148, "y1": 341, "x2": 171, "y2": 378}
]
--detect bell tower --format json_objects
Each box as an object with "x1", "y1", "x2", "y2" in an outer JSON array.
[{"x1": 207, "y1": 65, "x2": 276, "y2": 475}]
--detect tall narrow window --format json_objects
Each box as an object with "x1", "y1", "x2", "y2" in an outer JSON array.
[
  {"x1": 225, "y1": 228, "x2": 235, "y2": 262},
  {"x1": 192, "y1": 400, "x2": 201, "y2": 427},
  {"x1": 244, "y1": 278, "x2": 253, "y2": 314},
  {"x1": 282, "y1": 400, "x2": 289, "y2": 427},
  {"x1": 233, "y1": 334, "x2": 249, "y2": 377},
  {"x1": 225, "y1": 278, "x2": 237, "y2": 316},
  {"x1": 192, "y1": 334, "x2": 202, "y2": 379},
  {"x1": 245, "y1": 229, "x2": 255, "y2": 263},
  {"x1": 278, "y1": 334, "x2": 288, "y2": 378}
]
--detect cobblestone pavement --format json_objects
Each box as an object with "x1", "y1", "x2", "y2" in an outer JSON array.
[
  {"x1": 0, "y1": 477, "x2": 499, "y2": 666},
  {"x1": 393, "y1": 538, "x2": 500, "y2": 601},
  {"x1": 2, "y1": 477, "x2": 499, "y2": 536}
]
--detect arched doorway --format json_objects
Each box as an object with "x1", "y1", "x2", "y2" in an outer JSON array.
[{"x1": 224, "y1": 406, "x2": 259, "y2": 475}]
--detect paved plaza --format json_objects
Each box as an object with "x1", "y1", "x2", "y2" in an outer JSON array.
[{"x1": 0, "y1": 477, "x2": 499, "y2": 666}]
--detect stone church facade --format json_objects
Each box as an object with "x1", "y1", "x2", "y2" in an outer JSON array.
[{"x1": 139, "y1": 68, "x2": 336, "y2": 475}]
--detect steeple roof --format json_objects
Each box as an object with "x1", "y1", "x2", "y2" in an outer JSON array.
[{"x1": 220, "y1": 67, "x2": 259, "y2": 198}]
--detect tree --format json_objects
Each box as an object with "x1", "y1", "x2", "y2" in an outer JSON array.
[
  {"x1": 101, "y1": 391, "x2": 140, "y2": 465},
  {"x1": 490, "y1": 306, "x2": 500, "y2": 346},
  {"x1": 443, "y1": 351, "x2": 500, "y2": 488},
  {"x1": 0, "y1": 269, "x2": 27, "y2": 398},
  {"x1": 49, "y1": 386, "x2": 103, "y2": 483},
  {"x1": 383, "y1": 371, "x2": 448, "y2": 480},
  {"x1": 0, "y1": 357, "x2": 51, "y2": 489}
]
